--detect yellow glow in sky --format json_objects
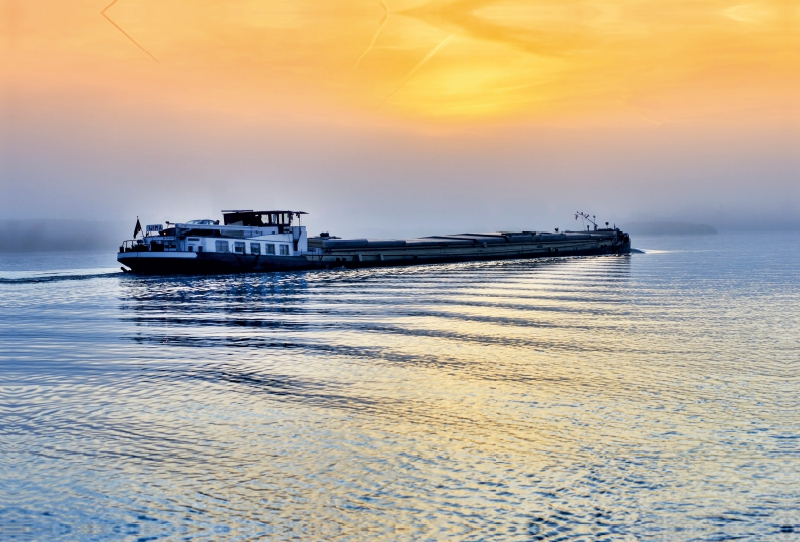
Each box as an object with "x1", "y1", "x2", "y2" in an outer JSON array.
[{"x1": 4, "y1": 0, "x2": 799, "y2": 124}]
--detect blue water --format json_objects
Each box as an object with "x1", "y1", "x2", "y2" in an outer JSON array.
[{"x1": 1, "y1": 233, "x2": 798, "y2": 540}]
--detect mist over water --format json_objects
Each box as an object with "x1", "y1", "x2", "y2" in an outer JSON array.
[{"x1": 0, "y1": 232, "x2": 798, "y2": 539}]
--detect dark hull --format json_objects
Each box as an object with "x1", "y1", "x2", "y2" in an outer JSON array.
[
  {"x1": 118, "y1": 252, "x2": 312, "y2": 275},
  {"x1": 118, "y1": 243, "x2": 631, "y2": 275}
]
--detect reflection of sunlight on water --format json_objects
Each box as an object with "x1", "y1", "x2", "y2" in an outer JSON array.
[{"x1": 2, "y1": 237, "x2": 799, "y2": 539}]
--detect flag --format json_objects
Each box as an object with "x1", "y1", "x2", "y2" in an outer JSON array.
[{"x1": 133, "y1": 218, "x2": 142, "y2": 238}]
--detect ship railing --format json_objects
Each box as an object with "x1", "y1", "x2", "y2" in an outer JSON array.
[{"x1": 120, "y1": 240, "x2": 150, "y2": 253}]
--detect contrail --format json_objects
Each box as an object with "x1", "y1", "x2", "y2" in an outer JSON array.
[
  {"x1": 340, "y1": 1, "x2": 389, "y2": 95},
  {"x1": 377, "y1": 34, "x2": 453, "y2": 109},
  {"x1": 101, "y1": 0, "x2": 159, "y2": 63}
]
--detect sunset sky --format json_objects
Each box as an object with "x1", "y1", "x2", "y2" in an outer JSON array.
[{"x1": 2, "y1": 0, "x2": 798, "y2": 235}]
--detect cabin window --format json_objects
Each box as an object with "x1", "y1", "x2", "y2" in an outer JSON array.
[
  {"x1": 215, "y1": 240, "x2": 230, "y2": 253},
  {"x1": 234, "y1": 241, "x2": 245, "y2": 254},
  {"x1": 265, "y1": 244, "x2": 275, "y2": 255},
  {"x1": 280, "y1": 244, "x2": 289, "y2": 256},
  {"x1": 250, "y1": 243, "x2": 261, "y2": 255},
  {"x1": 188, "y1": 238, "x2": 200, "y2": 242}
]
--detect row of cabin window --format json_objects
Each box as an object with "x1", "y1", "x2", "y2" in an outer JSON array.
[{"x1": 212, "y1": 240, "x2": 290, "y2": 255}]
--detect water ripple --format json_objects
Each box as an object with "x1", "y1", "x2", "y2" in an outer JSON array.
[{"x1": 1, "y1": 234, "x2": 799, "y2": 540}]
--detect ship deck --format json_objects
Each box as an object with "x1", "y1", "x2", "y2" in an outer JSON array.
[{"x1": 306, "y1": 229, "x2": 628, "y2": 266}]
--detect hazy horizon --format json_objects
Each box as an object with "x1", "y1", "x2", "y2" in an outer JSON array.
[{"x1": 2, "y1": 0, "x2": 798, "y2": 236}]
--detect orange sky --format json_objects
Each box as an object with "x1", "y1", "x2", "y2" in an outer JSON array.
[
  {"x1": 5, "y1": 0, "x2": 798, "y2": 123},
  {"x1": 1, "y1": 0, "x2": 799, "y2": 230}
]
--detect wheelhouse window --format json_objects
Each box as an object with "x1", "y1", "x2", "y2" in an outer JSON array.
[
  {"x1": 280, "y1": 244, "x2": 289, "y2": 256},
  {"x1": 215, "y1": 240, "x2": 230, "y2": 253},
  {"x1": 250, "y1": 243, "x2": 261, "y2": 255},
  {"x1": 234, "y1": 241, "x2": 245, "y2": 254},
  {"x1": 265, "y1": 244, "x2": 275, "y2": 255}
]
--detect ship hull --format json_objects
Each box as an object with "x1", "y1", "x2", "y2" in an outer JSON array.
[
  {"x1": 118, "y1": 240, "x2": 631, "y2": 275},
  {"x1": 315, "y1": 244, "x2": 629, "y2": 269},
  {"x1": 118, "y1": 252, "x2": 313, "y2": 275}
]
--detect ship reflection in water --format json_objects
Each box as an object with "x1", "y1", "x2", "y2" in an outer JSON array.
[{"x1": 1, "y1": 233, "x2": 798, "y2": 539}]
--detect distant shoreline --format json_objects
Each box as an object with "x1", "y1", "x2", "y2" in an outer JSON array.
[
  {"x1": 2, "y1": 218, "x2": 799, "y2": 252},
  {"x1": 0, "y1": 219, "x2": 129, "y2": 252}
]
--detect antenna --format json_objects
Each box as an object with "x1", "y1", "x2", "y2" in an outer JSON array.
[{"x1": 575, "y1": 212, "x2": 598, "y2": 230}]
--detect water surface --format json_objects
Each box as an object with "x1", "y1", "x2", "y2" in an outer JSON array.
[{"x1": 1, "y1": 233, "x2": 798, "y2": 540}]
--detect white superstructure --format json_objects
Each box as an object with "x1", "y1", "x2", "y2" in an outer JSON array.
[{"x1": 121, "y1": 211, "x2": 308, "y2": 257}]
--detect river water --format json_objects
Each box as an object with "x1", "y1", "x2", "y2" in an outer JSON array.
[{"x1": 1, "y1": 233, "x2": 798, "y2": 540}]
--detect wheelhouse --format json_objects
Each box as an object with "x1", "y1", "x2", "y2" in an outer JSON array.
[{"x1": 222, "y1": 210, "x2": 307, "y2": 233}]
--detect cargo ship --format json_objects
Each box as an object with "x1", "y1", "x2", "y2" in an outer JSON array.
[{"x1": 118, "y1": 210, "x2": 631, "y2": 274}]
